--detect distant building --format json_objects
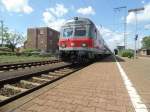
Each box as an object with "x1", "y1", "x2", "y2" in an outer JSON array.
[
  {"x1": 117, "y1": 46, "x2": 125, "y2": 51},
  {"x1": 24, "y1": 27, "x2": 60, "y2": 53},
  {"x1": 139, "y1": 49, "x2": 150, "y2": 56}
]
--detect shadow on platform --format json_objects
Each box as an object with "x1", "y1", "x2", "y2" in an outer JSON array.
[{"x1": 97, "y1": 55, "x2": 125, "y2": 62}]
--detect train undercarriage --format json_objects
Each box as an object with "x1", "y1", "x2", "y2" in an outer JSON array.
[{"x1": 59, "y1": 50, "x2": 109, "y2": 63}]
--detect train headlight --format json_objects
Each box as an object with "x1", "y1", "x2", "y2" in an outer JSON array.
[
  {"x1": 61, "y1": 44, "x2": 66, "y2": 48},
  {"x1": 71, "y1": 42, "x2": 75, "y2": 47},
  {"x1": 82, "y1": 43, "x2": 87, "y2": 47}
]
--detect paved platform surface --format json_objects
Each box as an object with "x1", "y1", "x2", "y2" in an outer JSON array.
[
  {"x1": 120, "y1": 57, "x2": 150, "y2": 111},
  {"x1": 0, "y1": 56, "x2": 134, "y2": 112}
]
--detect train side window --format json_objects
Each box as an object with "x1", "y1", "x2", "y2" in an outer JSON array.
[
  {"x1": 95, "y1": 29, "x2": 97, "y2": 39},
  {"x1": 90, "y1": 26, "x2": 96, "y2": 39}
]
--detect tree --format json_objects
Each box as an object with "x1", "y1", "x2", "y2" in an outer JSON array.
[
  {"x1": 0, "y1": 26, "x2": 9, "y2": 46},
  {"x1": 142, "y1": 36, "x2": 150, "y2": 49},
  {"x1": 5, "y1": 32, "x2": 25, "y2": 52},
  {"x1": 0, "y1": 22, "x2": 25, "y2": 51}
]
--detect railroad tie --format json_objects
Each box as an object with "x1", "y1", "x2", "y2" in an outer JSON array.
[
  {"x1": 4, "y1": 84, "x2": 28, "y2": 92},
  {"x1": 60, "y1": 70, "x2": 72, "y2": 73},
  {"x1": 54, "y1": 70, "x2": 66, "y2": 74},
  {"x1": 48, "y1": 72, "x2": 57, "y2": 75},
  {"x1": 32, "y1": 77, "x2": 50, "y2": 82},
  {"x1": 0, "y1": 95, "x2": 9, "y2": 101},
  {"x1": 41, "y1": 74, "x2": 56, "y2": 79},
  {"x1": 20, "y1": 80, "x2": 40, "y2": 86}
]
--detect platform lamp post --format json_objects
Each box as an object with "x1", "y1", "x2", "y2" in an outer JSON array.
[{"x1": 128, "y1": 7, "x2": 144, "y2": 59}]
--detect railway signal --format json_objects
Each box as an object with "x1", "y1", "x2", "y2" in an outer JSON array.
[{"x1": 134, "y1": 34, "x2": 138, "y2": 59}]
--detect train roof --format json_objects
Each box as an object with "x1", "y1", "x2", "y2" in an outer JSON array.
[{"x1": 62, "y1": 17, "x2": 95, "y2": 27}]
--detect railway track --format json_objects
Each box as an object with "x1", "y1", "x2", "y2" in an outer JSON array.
[
  {"x1": 0, "y1": 62, "x2": 84, "y2": 106},
  {"x1": 0, "y1": 59, "x2": 60, "y2": 71}
]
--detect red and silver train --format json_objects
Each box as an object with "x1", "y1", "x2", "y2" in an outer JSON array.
[{"x1": 58, "y1": 17, "x2": 111, "y2": 62}]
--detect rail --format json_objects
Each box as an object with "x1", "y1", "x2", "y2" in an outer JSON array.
[{"x1": 0, "y1": 60, "x2": 60, "y2": 71}]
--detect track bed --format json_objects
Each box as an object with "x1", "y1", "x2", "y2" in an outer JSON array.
[{"x1": 0, "y1": 62, "x2": 85, "y2": 106}]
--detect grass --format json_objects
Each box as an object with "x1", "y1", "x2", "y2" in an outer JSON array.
[{"x1": 0, "y1": 55, "x2": 53, "y2": 63}]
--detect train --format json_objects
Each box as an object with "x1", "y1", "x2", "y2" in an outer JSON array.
[{"x1": 58, "y1": 17, "x2": 111, "y2": 62}]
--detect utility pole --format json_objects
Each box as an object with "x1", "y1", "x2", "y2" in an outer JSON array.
[
  {"x1": 0, "y1": 20, "x2": 4, "y2": 46},
  {"x1": 114, "y1": 6, "x2": 127, "y2": 49},
  {"x1": 128, "y1": 7, "x2": 144, "y2": 59}
]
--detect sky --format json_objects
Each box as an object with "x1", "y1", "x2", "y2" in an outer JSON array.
[{"x1": 0, "y1": 0, "x2": 150, "y2": 50}]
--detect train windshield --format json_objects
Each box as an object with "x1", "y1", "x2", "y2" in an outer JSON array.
[
  {"x1": 74, "y1": 27, "x2": 86, "y2": 37},
  {"x1": 63, "y1": 28, "x2": 73, "y2": 37}
]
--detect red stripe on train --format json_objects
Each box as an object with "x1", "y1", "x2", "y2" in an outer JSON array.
[{"x1": 59, "y1": 37, "x2": 94, "y2": 48}]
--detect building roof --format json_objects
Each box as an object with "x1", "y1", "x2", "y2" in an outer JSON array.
[{"x1": 28, "y1": 27, "x2": 60, "y2": 33}]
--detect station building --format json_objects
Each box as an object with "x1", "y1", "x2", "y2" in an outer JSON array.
[
  {"x1": 24, "y1": 27, "x2": 60, "y2": 53},
  {"x1": 139, "y1": 49, "x2": 150, "y2": 56}
]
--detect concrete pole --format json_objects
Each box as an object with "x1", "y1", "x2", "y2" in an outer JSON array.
[
  {"x1": 124, "y1": 7, "x2": 127, "y2": 49},
  {"x1": 135, "y1": 12, "x2": 137, "y2": 59},
  {"x1": 0, "y1": 20, "x2": 4, "y2": 46},
  {"x1": 124, "y1": 15, "x2": 127, "y2": 49}
]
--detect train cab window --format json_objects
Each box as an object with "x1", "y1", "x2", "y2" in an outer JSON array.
[
  {"x1": 63, "y1": 28, "x2": 73, "y2": 37},
  {"x1": 74, "y1": 27, "x2": 86, "y2": 37}
]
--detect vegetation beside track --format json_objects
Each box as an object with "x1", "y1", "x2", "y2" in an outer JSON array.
[
  {"x1": 0, "y1": 55, "x2": 52, "y2": 63},
  {"x1": 0, "y1": 48, "x2": 57, "y2": 63},
  {"x1": 118, "y1": 49, "x2": 134, "y2": 58}
]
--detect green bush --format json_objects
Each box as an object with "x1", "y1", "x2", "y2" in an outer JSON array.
[
  {"x1": 39, "y1": 52, "x2": 52, "y2": 57},
  {"x1": 23, "y1": 48, "x2": 41, "y2": 53},
  {"x1": 19, "y1": 52, "x2": 40, "y2": 57},
  {"x1": 18, "y1": 48, "x2": 41, "y2": 57},
  {"x1": 0, "y1": 52, "x2": 15, "y2": 56},
  {"x1": 0, "y1": 48, "x2": 52, "y2": 57},
  {"x1": 120, "y1": 50, "x2": 134, "y2": 58},
  {"x1": 0, "y1": 47, "x2": 12, "y2": 52}
]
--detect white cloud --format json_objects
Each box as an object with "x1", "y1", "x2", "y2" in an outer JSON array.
[
  {"x1": 141, "y1": 0, "x2": 145, "y2": 4},
  {"x1": 23, "y1": 5, "x2": 33, "y2": 14},
  {"x1": 98, "y1": 25, "x2": 142, "y2": 49},
  {"x1": 144, "y1": 24, "x2": 150, "y2": 30},
  {"x1": 77, "y1": 6, "x2": 95, "y2": 15},
  {"x1": 127, "y1": 3, "x2": 150, "y2": 24},
  {"x1": 97, "y1": 26, "x2": 125, "y2": 50},
  {"x1": 43, "y1": 11, "x2": 55, "y2": 23},
  {"x1": 46, "y1": 19, "x2": 66, "y2": 31},
  {"x1": 42, "y1": 4, "x2": 68, "y2": 31},
  {"x1": 127, "y1": 12, "x2": 136, "y2": 24},
  {"x1": 48, "y1": 4, "x2": 68, "y2": 17},
  {"x1": 1, "y1": 0, "x2": 33, "y2": 14}
]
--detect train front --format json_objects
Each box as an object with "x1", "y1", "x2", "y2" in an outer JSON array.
[{"x1": 58, "y1": 17, "x2": 95, "y2": 62}]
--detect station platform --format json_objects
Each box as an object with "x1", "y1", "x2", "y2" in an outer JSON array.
[
  {"x1": 120, "y1": 56, "x2": 150, "y2": 111},
  {"x1": 0, "y1": 56, "x2": 135, "y2": 112}
]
